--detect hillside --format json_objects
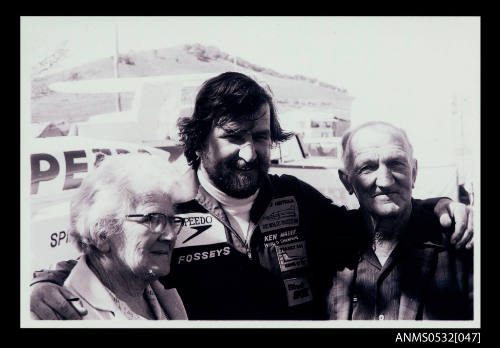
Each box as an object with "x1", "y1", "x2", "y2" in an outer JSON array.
[{"x1": 31, "y1": 44, "x2": 353, "y2": 124}]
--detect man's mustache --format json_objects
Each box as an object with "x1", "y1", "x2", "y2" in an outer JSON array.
[{"x1": 229, "y1": 157, "x2": 259, "y2": 171}]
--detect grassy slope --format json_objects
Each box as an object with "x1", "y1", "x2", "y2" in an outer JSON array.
[{"x1": 31, "y1": 45, "x2": 352, "y2": 124}]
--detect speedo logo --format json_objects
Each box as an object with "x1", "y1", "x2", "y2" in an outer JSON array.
[
  {"x1": 174, "y1": 213, "x2": 227, "y2": 248},
  {"x1": 183, "y1": 215, "x2": 213, "y2": 227},
  {"x1": 182, "y1": 225, "x2": 211, "y2": 244}
]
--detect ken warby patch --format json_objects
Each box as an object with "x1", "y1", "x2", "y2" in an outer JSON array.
[
  {"x1": 259, "y1": 196, "x2": 299, "y2": 233},
  {"x1": 263, "y1": 228, "x2": 300, "y2": 248}
]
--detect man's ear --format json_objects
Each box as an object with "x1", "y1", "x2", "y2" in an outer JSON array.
[
  {"x1": 338, "y1": 169, "x2": 354, "y2": 195},
  {"x1": 411, "y1": 159, "x2": 418, "y2": 188},
  {"x1": 94, "y1": 231, "x2": 111, "y2": 253}
]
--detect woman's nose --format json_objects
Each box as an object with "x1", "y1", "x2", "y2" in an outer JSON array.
[{"x1": 157, "y1": 226, "x2": 176, "y2": 242}]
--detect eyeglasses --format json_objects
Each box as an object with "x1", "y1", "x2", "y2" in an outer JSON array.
[{"x1": 125, "y1": 213, "x2": 184, "y2": 234}]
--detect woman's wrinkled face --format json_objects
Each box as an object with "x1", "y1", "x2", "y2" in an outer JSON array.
[{"x1": 110, "y1": 193, "x2": 177, "y2": 280}]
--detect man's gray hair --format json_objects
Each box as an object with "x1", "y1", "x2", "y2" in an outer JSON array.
[
  {"x1": 69, "y1": 153, "x2": 182, "y2": 254},
  {"x1": 341, "y1": 121, "x2": 414, "y2": 173}
]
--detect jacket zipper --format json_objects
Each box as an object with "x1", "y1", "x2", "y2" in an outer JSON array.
[
  {"x1": 207, "y1": 213, "x2": 253, "y2": 259},
  {"x1": 245, "y1": 214, "x2": 267, "y2": 260},
  {"x1": 245, "y1": 222, "x2": 258, "y2": 260}
]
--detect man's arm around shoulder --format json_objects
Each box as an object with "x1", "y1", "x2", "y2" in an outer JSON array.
[
  {"x1": 31, "y1": 259, "x2": 78, "y2": 286},
  {"x1": 30, "y1": 259, "x2": 87, "y2": 320}
]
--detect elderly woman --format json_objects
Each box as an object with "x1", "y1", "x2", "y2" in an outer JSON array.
[{"x1": 63, "y1": 153, "x2": 187, "y2": 320}]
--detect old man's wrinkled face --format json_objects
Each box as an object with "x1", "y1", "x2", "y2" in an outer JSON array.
[
  {"x1": 200, "y1": 103, "x2": 271, "y2": 198},
  {"x1": 343, "y1": 126, "x2": 417, "y2": 218}
]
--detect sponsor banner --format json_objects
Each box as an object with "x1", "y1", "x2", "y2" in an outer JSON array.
[
  {"x1": 30, "y1": 202, "x2": 81, "y2": 273},
  {"x1": 259, "y1": 196, "x2": 299, "y2": 233},
  {"x1": 175, "y1": 213, "x2": 227, "y2": 248},
  {"x1": 275, "y1": 241, "x2": 308, "y2": 272},
  {"x1": 30, "y1": 137, "x2": 172, "y2": 200},
  {"x1": 283, "y1": 277, "x2": 313, "y2": 307}
]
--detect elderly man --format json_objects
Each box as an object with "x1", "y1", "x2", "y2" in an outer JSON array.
[
  {"x1": 326, "y1": 121, "x2": 473, "y2": 320},
  {"x1": 30, "y1": 72, "x2": 472, "y2": 320}
]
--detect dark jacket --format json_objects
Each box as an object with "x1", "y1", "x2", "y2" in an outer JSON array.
[{"x1": 161, "y1": 169, "x2": 364, "y2": 319}]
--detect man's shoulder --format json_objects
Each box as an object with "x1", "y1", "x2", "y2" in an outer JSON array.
[
  {"x1": 409, "y1": 200, "x2": 467, "y2": 253},
  {"x1": 411, "y1": 200, "x2": 442, "y2": 225},
  {"x1": 169, "y1": 168, "x2": 199, "y2": 204},
  {"x1": 266, "y1": 173, "x2": 316, "y2": 191},
  {"x1": 265, "y1": 173, "x2": 344, "y2": 214},
  {"x1": 267, "y1": 173, "x2": 299, "y2": 182}
]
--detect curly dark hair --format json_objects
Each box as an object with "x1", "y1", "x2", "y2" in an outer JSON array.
[{"x1": 178, "y1": 72, "x2": 293, "y2": 169}]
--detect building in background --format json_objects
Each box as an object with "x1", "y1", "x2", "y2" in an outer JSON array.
[{"x1": 278, "y1": 89, "x2": 354, "y2": 159}]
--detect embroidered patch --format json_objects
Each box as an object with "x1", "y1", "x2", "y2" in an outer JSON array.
[
  {"x1": 275, "y1": 241, "x2": 308, "y2": 272},
  {"x1": 284, "y1": 277, "x2": 313, "y2": 307},
  {"x1": 174, "y1": 213, "x2": 227, "y2": 248},
  {"x1": 263, "y1": 228, "x2": 300, "y2": 248},
  {"x1": 259, "y1": 196, "x2": 299, "y2": 233}
]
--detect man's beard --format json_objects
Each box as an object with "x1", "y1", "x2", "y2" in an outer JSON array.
[{"x1": 202, "y1": 154, "x2": 269, "y2": 199}]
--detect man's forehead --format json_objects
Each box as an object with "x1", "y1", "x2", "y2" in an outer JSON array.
[
  {"x1": 350, "y1": 125, "x2": 410, "y2": 154},
  {"x1": 219, "y1": 120, "x2": 269, "y2": 134},
  {"x1": 217, "y1": 103, "x2": 270, "y2": 133},
  {"x1": 353, "y1": 148, "x2": 409, "y2": 164}
]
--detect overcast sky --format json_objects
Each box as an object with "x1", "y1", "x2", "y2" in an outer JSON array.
[{"x1": 21, "y1": 16, "x2": 480, "y2": 164}]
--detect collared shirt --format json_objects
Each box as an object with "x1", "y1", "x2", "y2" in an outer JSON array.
[
  {"x1": 351, "y1": 245, "x2": 401, "y2": 320},
  {"x1": 63, "y1": 256, "x2": 167, "y2": 320}
]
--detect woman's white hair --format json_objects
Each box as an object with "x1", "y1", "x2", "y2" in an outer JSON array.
[{"x1": 69, "y1": 153, "x2": 182, "y2": 254}]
